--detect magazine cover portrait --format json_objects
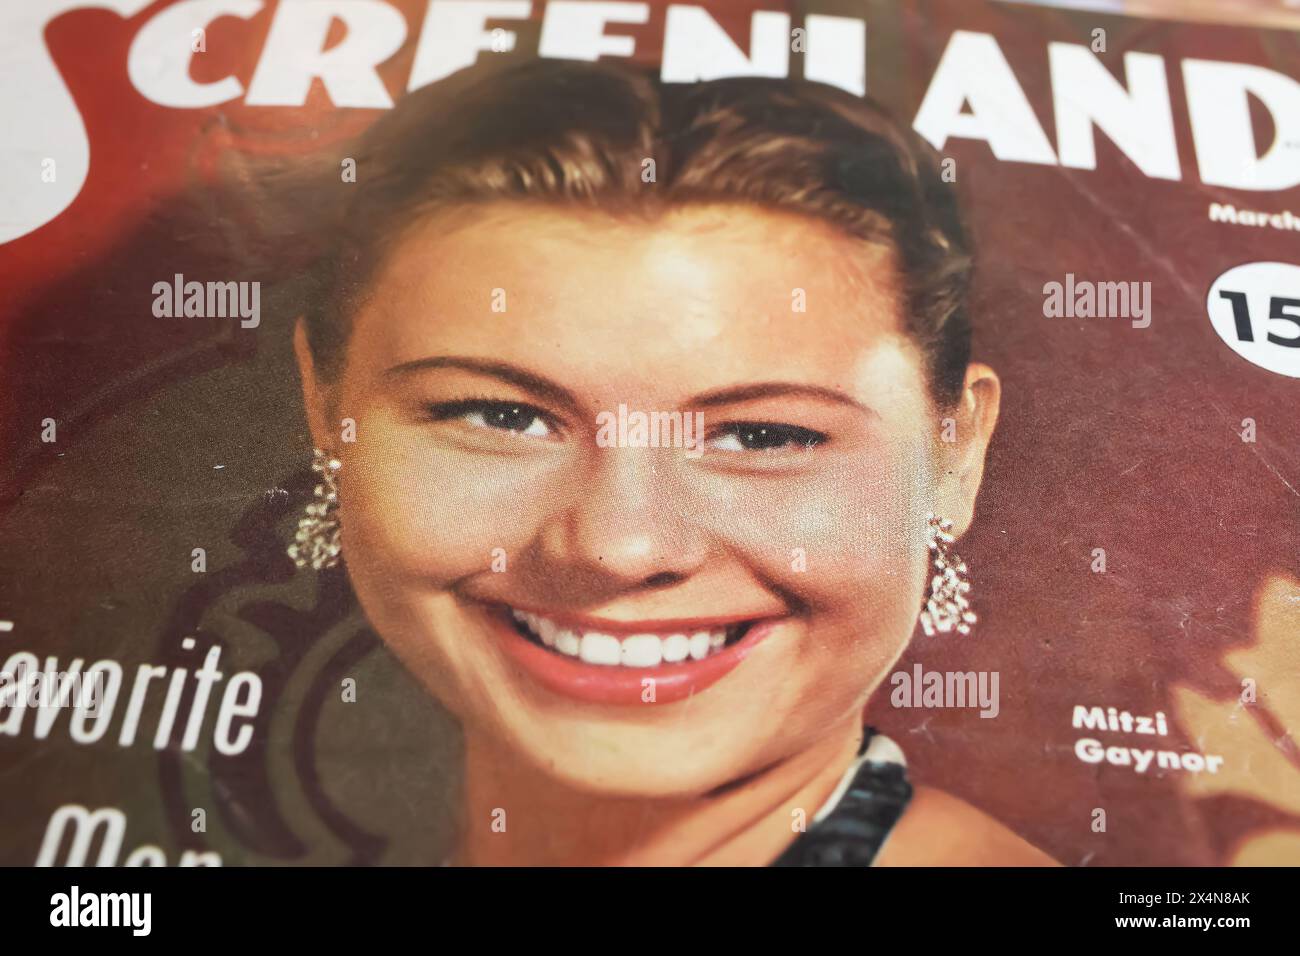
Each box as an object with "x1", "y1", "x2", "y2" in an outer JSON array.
[{"x1": 1, "y1": 0, "x2": 1298, "y2": 887}]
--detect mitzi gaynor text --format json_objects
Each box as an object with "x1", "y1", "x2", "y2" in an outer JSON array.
[{"x1": 1072, "y1": 704, "x2": 1225, "y2": 775}]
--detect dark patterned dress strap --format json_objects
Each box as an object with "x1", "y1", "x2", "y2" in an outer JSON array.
[{"x1": 769, "y1": 728, "x2": 913, "y2": 867}]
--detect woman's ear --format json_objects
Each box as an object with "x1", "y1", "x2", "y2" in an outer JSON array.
[
  {"x1": 294, "y1": 318, "x2": 333, "y2": 451},
  {"x1": 934, "y1": 362, "x2": 1001, "y2": 535}
]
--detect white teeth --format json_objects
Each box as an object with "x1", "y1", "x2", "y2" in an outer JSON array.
[
  {"x1": 662, "y1": 634, "x2": 690, "y2": 663},
  {"x1": 538, "y1": 618, "x2": 558, "y2": 647},
  {"x1": 621, "y1": 634, "x2": 663, "y2": 668},
  {"x1": 556, "y1": 629, "x2": 581, "y2": 656},
  {"x1": 579, "y1": 632, "x2": 621, "y2": 665},
  {"x1": 511, "y1": 610, "x2": 746, "y2": 667}
]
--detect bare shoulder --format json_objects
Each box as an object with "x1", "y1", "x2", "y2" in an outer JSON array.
[{"x1": 874, "y1": 785, "x2": 1060, "y2": 867}]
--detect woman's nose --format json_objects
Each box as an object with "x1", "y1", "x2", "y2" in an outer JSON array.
[{"x1": 537, "y1": 449, "x2": 710, "y2": 589}]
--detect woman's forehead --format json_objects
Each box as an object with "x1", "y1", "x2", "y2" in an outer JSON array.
[
  {"x1": 341, "y1": 203, "x2": 929, "y2": 424},
  {"x1": 357, "y1": 201, "x2": 906, "y2": 348}
]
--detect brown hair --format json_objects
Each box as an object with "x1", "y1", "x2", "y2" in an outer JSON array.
[{"x1": 305, "y1": 58, "x2": 973, "y2": 406}]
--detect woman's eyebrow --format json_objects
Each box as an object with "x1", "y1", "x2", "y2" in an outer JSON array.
[
  {"x1": 383, "y1": 355, "x2": 580, "y2": 410},
  {"x1": 689, "y1": 382, "x2": 876, "y2": 416}
]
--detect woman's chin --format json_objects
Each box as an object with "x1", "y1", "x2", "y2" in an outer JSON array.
[{"x1": 482, "y1": 720, "x2": 768, "y2": 799}]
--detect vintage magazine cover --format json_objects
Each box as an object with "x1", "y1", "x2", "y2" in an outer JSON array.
[{"x1": 1, "y1": 0, "x2": 1298, "y2": 877}]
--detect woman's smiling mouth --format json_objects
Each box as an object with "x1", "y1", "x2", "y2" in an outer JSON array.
[
  {"x1": 490, "y1": 605, "x2": 784, "y2": 705},
  {"x1": 509, "y1": 608, "x2": 752, "y2": 667}
]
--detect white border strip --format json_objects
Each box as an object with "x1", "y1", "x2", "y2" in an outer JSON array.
[{"x1": 996, "y1": 0, "x2": 1300, "y2": 30}]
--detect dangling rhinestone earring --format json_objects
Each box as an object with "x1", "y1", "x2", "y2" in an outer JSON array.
[
  {"x1": 919, "y1": 513, "x2": 976, "y2": 636},
  {"x1": 288, "y1": 448, "x2": 341, "y2": 570}
]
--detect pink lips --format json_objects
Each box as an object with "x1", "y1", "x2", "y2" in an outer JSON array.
[{"x1": 492, "y1": 607, "x2": 782, "y2": 706}]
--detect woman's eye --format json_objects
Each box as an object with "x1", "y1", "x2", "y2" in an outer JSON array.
[
  {"x1": 428, "y1": 400, "x2": 553, "y2": 437},
  {"x1": 709, "y1": 422, "x2": 826, "y2": 452}
]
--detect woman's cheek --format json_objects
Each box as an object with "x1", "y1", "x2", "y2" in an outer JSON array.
[
  {"x1": 697, "y1": 444, "x2": 930, "y2": 616},
  {"x1": 337, "y1": 425, "x2": 565, "y2": 584}
]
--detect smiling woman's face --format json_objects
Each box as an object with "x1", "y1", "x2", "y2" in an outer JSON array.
[{"x1": 299, "y1": 201, "x2": 978, "y2": 797}]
